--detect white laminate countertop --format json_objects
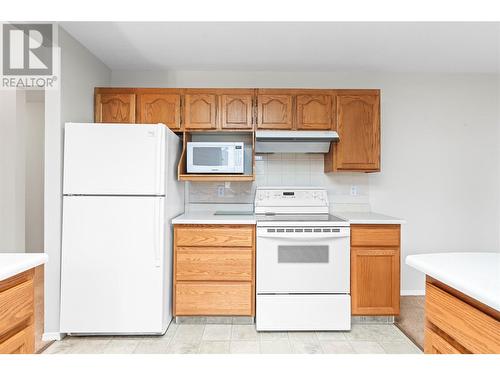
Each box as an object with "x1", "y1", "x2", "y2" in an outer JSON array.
[
  {"x1": 172, "y1": 211, "x2": 405, "y2": 225},
  {"x1": 406, "y1": 252, "x2": 500, "y2": 311},
  {"x1": 333, "y1": 211, "x2": 406, "y2": 225},
  {"x1": 172, "y1": 211, "x2": 257, "y2": 225},
  {"x1": 0, "y1": 253, "x2": 48, "y2": 282}
]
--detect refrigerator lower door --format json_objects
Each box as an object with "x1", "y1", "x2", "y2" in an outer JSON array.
[
  {"x1": 60, "y1": 196, "x2": 167, "y2": 334},
  {"x1": 63, "y1": 123, "x2": 166, "y2": 195}
]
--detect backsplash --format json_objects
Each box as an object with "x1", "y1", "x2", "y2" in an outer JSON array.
[{"x1": 187, "y1": 153, "x2": 370, "y2": 211}]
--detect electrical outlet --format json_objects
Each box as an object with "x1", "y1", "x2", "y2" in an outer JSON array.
[
  {"x1": 224, "y1": 181, "x2": 231, "y2": 188},
  {"x1": 217, "y1": 185, "x2": 225, "y2": 198},
  {"x1": 350, "y1": 185, "x2": 358, "y2": 196}
]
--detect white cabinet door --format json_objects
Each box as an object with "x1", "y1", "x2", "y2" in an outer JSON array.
[
  {"x1": 63, "y1": 123, "x2": 165, "y2": 195},
  {"x1": 60, "y1": 196, "x2": 166, "y2": 334}
]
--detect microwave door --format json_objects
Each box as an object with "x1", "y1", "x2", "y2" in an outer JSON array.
[{"x1": 190, "y1": 146, "x2": 228, "y2": 173}]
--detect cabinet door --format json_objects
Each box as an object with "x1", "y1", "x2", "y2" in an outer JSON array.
[
  {"x1": 351, "y1": 247, "x2": 400, "y2": 315},
  {"x1": 257, "y1": 95, "x2": 293, "y2": 129},
  {"x1": 137, "y1": 94, "x2": 181, "y2": 130},
  {"x1": 0, "y1": 325, "x2": 34, "y2": 354},
  {"x1": 95, "y1": 93, "x2": 135, "y2": 123},
  {"x1": 184, "y1": 94, "x2": 217, "y2": 129},
  {"x1": 221, "y1": 94, "x2": 253, "y2": 129},
  {"x1": 296, "y1": 94, "x2": 332, "y2": 130},
  {"x1": 330, "y1": 94, "x2": 380, "y2": 171}
]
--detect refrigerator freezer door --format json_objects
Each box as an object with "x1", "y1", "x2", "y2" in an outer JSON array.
[
  {"x1": 63, "y1": 123, "x2": 165, "y2": 195},
  {"x1": 60, "y1": 196, "x2": 167, "y2": 334}
]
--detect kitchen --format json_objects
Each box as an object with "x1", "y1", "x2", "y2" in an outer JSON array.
[{"x1": 0, "y1": 12, "x2": 499, "y2": 373}]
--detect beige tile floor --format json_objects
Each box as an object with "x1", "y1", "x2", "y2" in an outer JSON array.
[{"x1": 42, "y1": 323, "x2": 422, "y2": 354}]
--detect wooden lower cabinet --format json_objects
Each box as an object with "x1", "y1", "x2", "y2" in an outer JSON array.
[
  {"x1": 0, "y1": 325, "x2": 34, "y2": 354},
  {"x1": 424, "y1": 278, "x2": 500, "y2": 354},
  {"x1": 0, "y1": 269, "x2": 36, "y2": 354},
  {"x1": 173, "y1": 224, "x2": 255, "y2": 316},
  {"x1": 175, "y1": 282, "x2": 252, "y2": 316},
  {"x1": 350, "y1": 225, "x2": 400, "y2": 316}
]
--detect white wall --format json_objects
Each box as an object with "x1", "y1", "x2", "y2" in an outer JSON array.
[
  {"x1": 112, "y1": 70, "x2": 500, "y2": 294},
  {"x1": 24, "y1": 91, "x2": 45, "y2": 253},
  {"x1": 0, "y1": 90, "x2": 45, "y2": 253},
  {"x1": 0, "y1": 91, "x2": 24, "y2": 252},
  {"x1": 44, "y1": 26, "x2": 111, "y2": 337}
]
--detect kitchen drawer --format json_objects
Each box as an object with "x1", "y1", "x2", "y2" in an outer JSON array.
[
  {"x1": 175, "y1": 225, "x2": 254, "y2": 247},
  {"x1": 0, "y1": 279, "x2": 34, "y2": 338},
  {"x1": 176, "y1": 248, "x2": 253, "y2": 281},
  {"x1": 350, "y1": 224, "x2": 400, "y2": 247},
  {"x1": 0, "y1": 324, "x2": 34, "y2": 354},
  {"x1": 424, "y1": 327, "x2": 464, "y2": 354},
  {"x1": 426, "y1": 282, "x2": 500, "y2": 354},
  {"x1": 175, "y1": 282, "x2": 252, "y2": 316}
]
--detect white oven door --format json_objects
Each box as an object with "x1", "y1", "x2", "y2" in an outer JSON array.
[{"x1": 256, "y1": 227, "x2": 350, "y2": 294}]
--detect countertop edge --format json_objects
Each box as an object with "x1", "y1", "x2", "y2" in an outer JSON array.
[
  {"x1": 406, "y1": 254, "x2": 500, "y2": 312},
  {"x1": 0, "y1": 253, "x2": 49, "y2": 282},
  {"x1": 172, "y1": 211, "x2": 405, "y2": 225}
]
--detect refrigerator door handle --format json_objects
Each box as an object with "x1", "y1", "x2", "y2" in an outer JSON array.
[{"x1": 154, "y1": 201, "x2": 161, "y2": 267}]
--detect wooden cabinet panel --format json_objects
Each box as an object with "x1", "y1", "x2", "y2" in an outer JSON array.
[
  {"x1": 95, "y1": 93, "x2": 135, "y2": 123},
  {"x1": 175, "y1": 282, "x2": 252, "y2": 316},
  {"x1": 184, "y1": 94, "x2": 217, "y2": 129},
  {"x1": 326, "y1": 93, "x2": 380, "y2": 172},
  {"x1": 0, "y1": 325, "x2": 34, "y2": 354},
  {"x1": 425, "y1": 283, "x2": 500, "y2": 354},
  {"x1": 257, "y1": 94, "x2": 293, "y2": 129},
  {"x1": 0, "y1": 269, "x2": 35, "y2": 354},
  {"x1": 296, "y1": 95, "x2": 332, "y2": 130},
  {"x1": 173, "y1": 224, "x2": 255, "y2": 317},
  {"x1": 176, "y1": 247, "x2": 253, "y2": 281},
  {"x1": 351, "y1": 225, "x2": 400, "y2": 247},
  {"x1": 137, "y1": 94, "x2": 181, "y2": 130},
  {"x1": 424, "y1": 328, "x2": 464, "y2": 354},
  {"x1": 351, "y1": 247, "x2": 400, "y2": 315},
  {"x1": 175, "y1": 225, "x2": 254, "y2": 247},
  {"x1": 0, "y1": 279, "x2": 34, "y2": 337},
  {"x1": 221, "y1": 94, "x2": 253, "y2": 129}
]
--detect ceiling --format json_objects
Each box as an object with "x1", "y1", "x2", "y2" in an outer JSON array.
[{"x1": 61, "y1": 22, "x2": 500, "y2": 73}]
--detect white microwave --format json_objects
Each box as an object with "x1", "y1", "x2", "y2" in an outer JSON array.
[{"x1": 187, "y1": 142, "x2": 244, "y2": 174}]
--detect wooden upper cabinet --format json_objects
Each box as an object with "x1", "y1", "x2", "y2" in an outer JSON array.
[
  {"x1": 95, "y1": 93, "x2": 135, "y2": 123},
  {"x1": 184, "y1": 94, "x2": 217, "y2": 129},
  {"x1": 325, "y1": 93, "x2": 380, "y2": 172},
  {"x1": 221, "y1": 94, "x2": 253, "y2": 129},
  {"x1": 296, "y1": 94, "x2": 332, "y2": 130},
  {"x1": 137, "y1": 94, "x2": 181, "y2": 130},
  {"x1": 257, "y1": 94, "x2": 293, "y2": 130}
]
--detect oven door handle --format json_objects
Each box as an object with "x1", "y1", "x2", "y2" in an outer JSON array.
[{"x1": 257, "y1": 232, "x2": 349, "y2": 239}]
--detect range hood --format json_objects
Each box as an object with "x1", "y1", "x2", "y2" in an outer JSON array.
[{"x1": 255, "y1": 130, "x2": 339, "y2": 153}]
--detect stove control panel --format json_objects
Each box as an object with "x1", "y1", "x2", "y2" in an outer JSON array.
[{"x1": 255, "y1": 187, "x2": 329, "y2": 212}]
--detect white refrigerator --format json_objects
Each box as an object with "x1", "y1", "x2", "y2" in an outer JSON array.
[{"x1": 60, "y1": 123, "x2": 184, "y2": 335}]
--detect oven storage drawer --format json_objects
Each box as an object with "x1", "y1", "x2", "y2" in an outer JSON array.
[{"x1": 256, "y1": 294, "x2": 351, "y2": 331}]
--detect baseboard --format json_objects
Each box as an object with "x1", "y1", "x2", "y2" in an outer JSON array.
[
  {"x1": 401, "y1": 290, "x2": 425, "y2": 296},
  {"x1": 42, "y1": 332, "x2": 65, "y2": 341}
]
